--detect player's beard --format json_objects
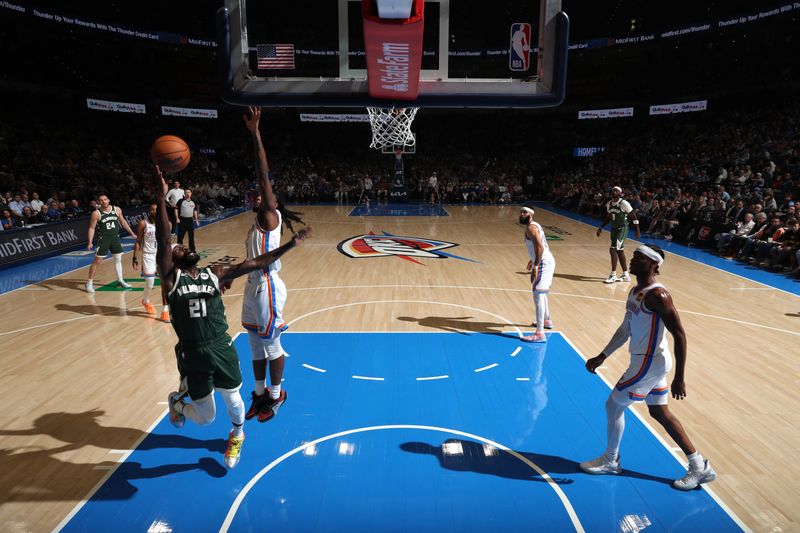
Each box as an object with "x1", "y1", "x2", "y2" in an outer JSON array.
[
  {"x1": 175, "y1": 252, "x2": 200, "y2": 269},
  {"x1": 519, "y1": 215, "x2": 530, "y2": 225}
]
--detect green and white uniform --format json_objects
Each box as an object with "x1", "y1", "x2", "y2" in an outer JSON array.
[
  {"x1": 168, "y1": 267, "x2": 242, "y2": 399},
  {"x1": 95, "y1": 206, "x2": 123, "y2": 256},
  {"x1": 606, "y1": 198, "x2": 633, "y2": 251}
]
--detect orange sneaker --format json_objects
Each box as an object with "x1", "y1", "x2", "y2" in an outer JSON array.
[
  {"x1": 142, "y1": 300, "x2": 156, "y2": 315},
  {"x1": 160, "y1": 310, "x2": 170, "y2": 322}
]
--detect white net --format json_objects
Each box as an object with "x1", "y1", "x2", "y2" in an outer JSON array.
[{"x1": 366, "y1": 106, "x2": 419, "y2": 150}]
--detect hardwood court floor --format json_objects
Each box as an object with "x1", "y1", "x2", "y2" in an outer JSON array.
[{"x1": 0, "y1": 205, "x2": 797, "y2": 532}]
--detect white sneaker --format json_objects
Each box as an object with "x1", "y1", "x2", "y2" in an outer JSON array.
[
  {"x1": 603, "y1": 274, "x2": 618, "y2": 284},
  {"x1": 167, "y1": 391, "x2": 186, "y2": 429},
  {"x1": 85, "y1": 280, "x2": 95, "y2": 293},
  {"x1": 619, "y1": 273, "x2": 631, "y2": 282},
  {"x1": 580, "y1": 454, "x2": 621, "y2": 475},
  {"x1": 117, "y1": 280, "x2": 132, "y2": 289},
  {"x1": 672, "y1": 460, "x2": 717, "y2": 490}
]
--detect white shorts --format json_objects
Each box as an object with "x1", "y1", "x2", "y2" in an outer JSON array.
[
  {"x1": 241, "y1": 272, "x2": 287, "y2": 340},
  {"x1": 141, "y1": 253, "x2": 157, "y2": 278},
  {"x1": 532, "y1": 257, "x2": 555, "y2": 292},
  {"x1": 612, "y1": 350, "x2": 673, "y2": 406}
]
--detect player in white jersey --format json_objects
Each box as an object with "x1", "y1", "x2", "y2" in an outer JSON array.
[
  {"x1": 580, "y1": 244, "x2": 717, "y2": 490},
  {"x1": 520, "y1": 206, "x2": 555, "y2": 343},
  {"x1": 240, "y1": 107, "x2": 290, "y2": 423},
  {"x1": 132, "y1": 203, "x2": 170, "y2": 320}
]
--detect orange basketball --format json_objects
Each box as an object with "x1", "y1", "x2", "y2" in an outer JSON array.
[{"x1": 150, "y1": 135, "x2": 190, "y2": 173}]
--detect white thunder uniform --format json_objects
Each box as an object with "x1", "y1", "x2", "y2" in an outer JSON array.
[
  {"x1": 525, "y1": 221, "x2": 555, "y2": 292},
  {"x1": 141, "y1": 220, "x2": 157, "y2": 278},
  {"x1": 241, "y1": 211, "x2": 287, "y2": 339},
  {"x1": 613, "y1": 282, "x2": 673, "y2": 405}
]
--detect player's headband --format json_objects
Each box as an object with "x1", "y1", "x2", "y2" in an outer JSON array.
[
  {"x1": 636, "y1": 245, "x2": 664, "y2": 266},
  {"x1": 521, "y1": 207, "x2": 535, "y2": 216},
  {"x1": 612, "y1": 186, "x2": 622, "y2": 193}
]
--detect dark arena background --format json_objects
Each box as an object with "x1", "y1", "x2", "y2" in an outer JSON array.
[{"x1": 0, "y1": 1, "x2": 798, "y2": 532}]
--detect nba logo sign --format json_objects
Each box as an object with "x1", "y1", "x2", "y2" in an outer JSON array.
[{"x1": 509, "y1": 23, "x2": 531, "y2": 72}]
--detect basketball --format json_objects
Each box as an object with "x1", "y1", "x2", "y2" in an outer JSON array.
[{"x1": 150, "y1": 135, "x2": 190, "y2": 173}]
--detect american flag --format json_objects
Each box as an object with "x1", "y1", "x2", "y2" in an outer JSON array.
[{"x1": 257, "y1": 44, "x2": 295, "y2": 69}]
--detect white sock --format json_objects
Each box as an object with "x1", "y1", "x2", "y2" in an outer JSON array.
[
  {"x1": 231, "y1": 422, "x2": 244, "y2": 438},
  {"x1": 143, "y1": 277, "x2": 154, "y2": 303},
  {"x1": 610, "y1": 271, "x2": 616, "y2": 277},
  {"x1": 533, "y1": 291, "x2": 545, "y2": 333},
  {"x1": 255, "y1": 380, "x2": 266, "y2": 396},
  {"x1": 163, "y1": 304, "x2": 170, "y2": 313},
  {"x1": 113, "y1": 253, "x2": 124, "y2": 281},
  {"x1": 687, "y1": 451, "x2": 704, "y2": 470},
  {"x1": 622, "y1": 270, "x2": 629, "y2": 277},
  {"x1": 605, "y1": 397, "x2": 626, "y2": 460},
  {"x1": 269, "y1": 384, "x2": 281, "y2": 400}
]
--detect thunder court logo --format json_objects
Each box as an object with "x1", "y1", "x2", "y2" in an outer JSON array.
[{"x1": 337, "y1": 231, "x2": 478, "y2": 265}]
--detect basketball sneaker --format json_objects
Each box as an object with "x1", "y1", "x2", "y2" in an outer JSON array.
[
  {"x1": 603, "y1": 274, "x2": 618, "y2": 284},
  {"x1": 224, "y1": 430, "x2": 245, "y2": 469},
  {"x1": 672, "y1": 460, "x2": 717, "y2": 490},
  {"x1": 620, "y1": 273, "x2": 631, "y2": 282},
  {"x1": 522, "y1": 332, "x2": 547, "y2": 343},
  {"x1": 543, "y1": 319, "x2": 554, "y2": 329},
  {"x1": 580, "y1": 454, "x2": 621, "y2": 475},
  {"x1": 117, "y1": 280, "x2": 132, "y2": 289},
  {"x1": 245, "y1": 391, "x2": 266, "y2": 420},
  {"x1": 160, "y1": 309, "x2": 171, "y2": 322},
  {"x1": 142, "y1": 300, "x2": 156, "y2": 315},
  {"x1": 85, "y1": 280, "x2": 95, "y2": 293},
  {"x1": 167, "y1": 391, "x2": 185, "y2": 429},
  {"x1": 258, "y1": 390, "x2": 287, "y2": 423}
]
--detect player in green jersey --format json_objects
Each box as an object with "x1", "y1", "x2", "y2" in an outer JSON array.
[
  {"x1": 85, "y1": 194, "x2": 137, "y2": 293},
  {"x1": 596, "y1": 186, "x2": 641, "y2": 283},
  {"x1": 151, "y1": 165, "x2": 311, "y2": 468}
]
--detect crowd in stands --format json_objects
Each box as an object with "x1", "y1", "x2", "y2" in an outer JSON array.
[
  {"x1": 2, "y1": 92, "x2": 799, "y2": 280},
  {"x1": 548, "y1": 101, "x2": 800, "y2": 279}
]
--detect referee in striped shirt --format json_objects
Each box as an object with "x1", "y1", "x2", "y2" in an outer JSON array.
[{"x1": 177, "y1": 189, "x2": 199, "y2": 252}]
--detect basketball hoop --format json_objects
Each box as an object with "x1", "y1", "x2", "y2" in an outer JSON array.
[{"x1": 366, "y1": 106, "x2": 419, "y2": 150}]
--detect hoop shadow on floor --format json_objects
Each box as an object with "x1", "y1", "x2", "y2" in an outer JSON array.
[
  {"x1": 400, "y1": 439, "x2": 674, "y2": 487},
  {"x1": 0, "y1": 410, "x2": 227, "y2": 502}
]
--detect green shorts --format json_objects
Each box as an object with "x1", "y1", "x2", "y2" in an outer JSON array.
[
  {"x1": 175, "y1": 335, "x2": 242, "y2": 399},
  {"x1": 96, "y1": 237, "x2": 123, "y2": 256},
  {"x1": 610, "y1": 226, "x2": 628, "y2": 251}
]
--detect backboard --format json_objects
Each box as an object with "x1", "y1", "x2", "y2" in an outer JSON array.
[{"x1": 217, "y1": 0, "x2": 568, "y2": 108}]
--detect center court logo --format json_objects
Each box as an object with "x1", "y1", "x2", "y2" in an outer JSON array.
[{"x1": 337, "y1": 231, "x2": 478, "y2": 265}]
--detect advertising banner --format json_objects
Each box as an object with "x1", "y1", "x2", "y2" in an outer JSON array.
[
  {"x1": 87, "y1": 98, "x2": 146, "y2": 114},
  {"x1": 161, "y1": 106, "x2": 218, "y2": 118}
]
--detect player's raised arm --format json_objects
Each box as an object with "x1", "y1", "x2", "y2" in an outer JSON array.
[
  {"x1": 151, "y1": 165, "x2": 176, "y2": 290},
  {"x1": 213, "y1": 227, "x2": 312, "y2": 283},
  {"x1": 244, "y1": 107, "x2": 279, "y2": 231}
]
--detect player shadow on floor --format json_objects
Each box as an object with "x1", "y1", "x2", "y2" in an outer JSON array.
[
  {"x1": 0, "y1": 410, "x2": 228, "y2": 502},
  {"x1": 396, "y1": 316, "x2": 529, "y2": 338},
  {"x1": 400, "y1": 439, "x2": 673, "y2": 486},
  {"x1": 553, "y1": 273, "x2": 609, "y2": 282},
  {"x1": 54, "y1": 303, "x2": 151, "y2": 319},
  {"x1": 23, "y1": 278, "x2": 91, "y2": 291},
  {"x1": 0, "y1": 410, "x2": 226, "y2": 453},
  {"x1": 785, "y1": 312, "x2": 800, "y2": 317}
]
